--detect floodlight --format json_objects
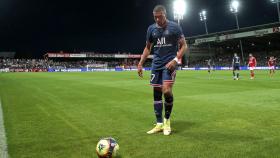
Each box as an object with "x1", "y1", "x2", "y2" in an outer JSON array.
[
  {"x1": 230, "y1": 0, "x2": 239, "y2": 13},
  {"x1": 173, "y1": 0, "x2": 186, "y2": 20},
  {"x1": 199, "y1": 10, "x2": 207, "y2": 21}
]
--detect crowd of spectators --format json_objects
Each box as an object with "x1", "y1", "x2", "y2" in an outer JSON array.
[
  {"x1": 47, "y1": 59, "x2": 143, "y2": 69},
  {"x1": 0, "y1": 58, "x2": 146, "y2": 70},
  {"x1": 0, "y1": 59, "x2": 48, "y2": 70}
]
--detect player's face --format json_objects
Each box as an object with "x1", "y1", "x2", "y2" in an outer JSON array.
[
  {"x1": 153, "y1": 11, "x2": 167, "y2": 27},
  {"x1": 249, "y1": 54, "x2": 252, "y2": 57}
]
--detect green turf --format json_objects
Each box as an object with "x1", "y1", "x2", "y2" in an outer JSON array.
[{"x1": 0, "y1": 70, "x2": 280, "y2": 158}]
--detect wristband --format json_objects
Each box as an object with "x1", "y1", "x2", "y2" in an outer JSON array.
[{"x1": 173, "y1": 57, "x2": 179, "y2": 64}]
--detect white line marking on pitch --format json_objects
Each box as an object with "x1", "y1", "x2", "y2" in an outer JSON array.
[{"x1": 0, "y1": 98, "x2": 9, "y2": 158}]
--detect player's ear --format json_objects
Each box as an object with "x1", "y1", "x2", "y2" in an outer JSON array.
[{"x1": 164, "y1": 13, "x2": 167, "y2": 19}]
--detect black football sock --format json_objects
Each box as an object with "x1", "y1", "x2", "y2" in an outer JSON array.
[
  {"x1": 153, "y1": 89, "x2": 163, "y2": 123},
  {"x1": 164, "y1": 94, "x2": 173, "y2": 119},
  {"x1": 237, "y1": 72, "x2": 239, "y2": 78},
  {"x1": 233, "y1": 71, "x2": 235, "y2": 77}
]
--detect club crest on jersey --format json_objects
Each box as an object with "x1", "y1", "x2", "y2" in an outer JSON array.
[{"x1": 163, "y1": 30, "x2": 169, "y2": 35}]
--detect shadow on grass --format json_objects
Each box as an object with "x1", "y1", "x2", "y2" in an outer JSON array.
[
  {"x1": 172, "y1": 120, "x2": 196, "y2": 134},
  {"x1": 188, "y1": 131, "x2": 261, "y2": 142},
  {"x1": 172, "y1": 121, "x2": 261, "y2": 142}
]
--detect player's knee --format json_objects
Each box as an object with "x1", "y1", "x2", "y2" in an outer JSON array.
[{"x1": 162, "y1": 86, "x2": 171, "y2": 96}]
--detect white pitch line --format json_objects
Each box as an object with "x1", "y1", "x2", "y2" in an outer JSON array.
[{"x1": 0, "y1": 99, "x2": 9, "y2": 158}]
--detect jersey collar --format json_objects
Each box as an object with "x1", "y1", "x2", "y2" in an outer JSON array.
[{"x1": 156, "y1": 20, "x2": 169, "y2": 28}]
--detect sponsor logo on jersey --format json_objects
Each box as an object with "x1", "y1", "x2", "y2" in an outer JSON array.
[{"x1": 154, "y1": 37, "x2": 172, "y2": 48}]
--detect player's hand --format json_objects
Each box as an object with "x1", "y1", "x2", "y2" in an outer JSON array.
[
  {"x1": 137, "y1": 64, "x2": 143, "y2": 78},
  {"x1": 166, "y1": 60, "x2": 177, "y2": 71}
]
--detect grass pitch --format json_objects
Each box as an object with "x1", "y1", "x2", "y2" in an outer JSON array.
[{"x1": 0, "y1": 70, "x2": 280, "y2": 158}]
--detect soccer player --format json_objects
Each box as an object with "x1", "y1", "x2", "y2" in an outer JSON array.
[
  {"x1": 248, "y1": 53, "x2": 257, "y2": 79},
  {"x1": 207, "y1": 59, "x2": 211, "y2": 74},
  {"x1": 268, "y1": 56, "x2": 276, "y2": 77},
  {"x1": 232, "y1": 53, "x2": 240, "y2": 80},
  {"x1": 137, "y1": 5, "x2": 187, "y2": 135}
]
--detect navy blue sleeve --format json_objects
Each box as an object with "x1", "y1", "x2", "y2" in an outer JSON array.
[{"x1": 146, "y1": 26, "x2": 153, "y2": 43}]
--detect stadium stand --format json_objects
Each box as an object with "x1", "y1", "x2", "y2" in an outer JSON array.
[{"x1": 1, "y1": 23, "x2": 279, "y2": 72}]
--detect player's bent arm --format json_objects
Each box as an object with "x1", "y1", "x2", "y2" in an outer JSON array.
[{"x1": 175, "y1": 38, "x2": 187, "y2": 61}]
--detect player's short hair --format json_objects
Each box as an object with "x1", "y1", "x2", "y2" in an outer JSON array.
[{"x1": 153, "y1": 5, "x2": 167, "y2": 14}]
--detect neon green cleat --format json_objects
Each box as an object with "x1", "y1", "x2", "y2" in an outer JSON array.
[
  {"x1": 147, "y1": 123, "x2": 163, "y2": 134},
  {"x1": 163, "y1": 118, "x2": 171, "y2": 135}
]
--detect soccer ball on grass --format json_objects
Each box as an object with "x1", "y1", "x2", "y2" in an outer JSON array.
[{"x1": 96, "y1": 137, "x2": 119, "y2": 158}]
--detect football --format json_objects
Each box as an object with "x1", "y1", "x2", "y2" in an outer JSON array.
[{"x1": 96, "y1": 137, "x2": 119, "y2": 158}]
